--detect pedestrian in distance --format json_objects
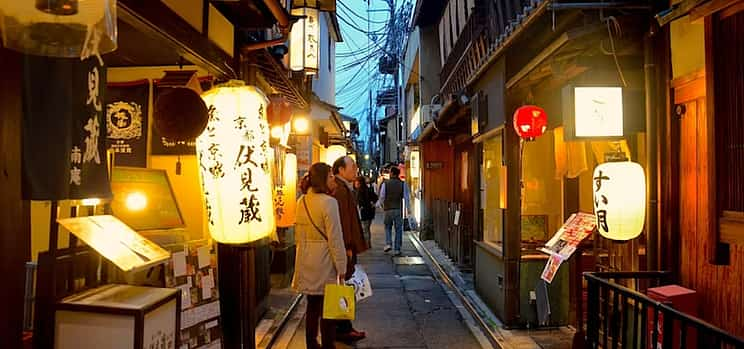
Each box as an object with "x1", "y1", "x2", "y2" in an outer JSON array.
[
  {"x1": 376, "y1": 166, "x2": 412, "y2": 256},
  {"x1": 331, "y1": 156, "x2": 369, "y2": 342},
  {"x1": 292, "y1": 163, "x2": 348, "y2": 349},
  {"x1": 354, "y1": 176, "x2": 378, "y2": 249}
]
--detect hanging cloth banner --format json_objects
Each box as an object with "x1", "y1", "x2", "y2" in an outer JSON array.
[
  {"x1": 21, "y1": 55, "x2": 111, "y2": 200},
  {"x1": 106, "y1": 80, "x2": 150, "y2": 167}
]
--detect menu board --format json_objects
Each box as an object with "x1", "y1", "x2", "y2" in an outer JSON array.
[
  {"x1": 110, "y1": 167, "x2": 185, "y2": 231},
  {"x1": 57, "y1": 215, "x2": 171, "y2": 273},
  {"x1": 539, "y1": 212, "x2": 596, "y2": 283}
]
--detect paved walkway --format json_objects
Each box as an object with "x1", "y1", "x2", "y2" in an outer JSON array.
[{"x1": 278, "y1": 213, "x2": 483, "y2": 349}]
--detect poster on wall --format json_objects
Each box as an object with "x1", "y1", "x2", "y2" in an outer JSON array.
[
  {"x1": 106, "y1": 80, "x2": 149, "y2": 167},
  {"x1": 164, "y1": 241, "x2": 223, "y2": 348},
  {"x1": 150, "y1": 78, "x2": 214, "y2": 155},
  {"x1": 21, "y1": 55, "x2": 111, "y2": 200}
]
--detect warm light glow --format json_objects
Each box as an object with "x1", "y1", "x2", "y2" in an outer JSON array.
[
  {"x1": 198, "y1": 82, "x2": 275, "y2": 244},
  {"x1": 513, "y1": 105, "x2": 548, "y2": 140},
  {"x1": 575, "y1": 87, "x2": 623, "y2": 137},
  {"x1": 592, "y1": 161, "x2": 646, "y2": 241},
  {"x1": 292, "y1": 116, "x2": 310, "y2": 134},
  {"x1": 289, "y1": 6, "x2": 319, "y2": 74},
  {"x1": 364, "y1": 154, "x2": 370, "y2": 160},
  {"x1": 125, "y1": 192, "x2": 147, "y2": 211},
  {"x1": 81, "y1": 198, "x2": 101, "y2": 206},
  {"x1": 325, "y1": 145, "x2": 347, "y2": 165},
  {"x1": 0, "y1": 0, "x2": 117, "y2": 57},
  {"x1": 271, "y1": 125, "x2": 284, "y2": 139},
  {"x1": 276, "y1": 153, "x2": 297, "y2": 228},
  {"x1": 410, "y1": 151, "x2": 420, "y2": 179}
]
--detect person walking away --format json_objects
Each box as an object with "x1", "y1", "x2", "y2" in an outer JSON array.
[
  {"x1": 377, "y1": 166, "x2": 411, "y2": 256},
  {"x1": 292, "y1": 163, "x2": 347, "y2": 349},
  {"x1": 331, "y1": 156, "x2": 369, "y2": 342},
  {"x1": 354, "y1": 176, "x2": 377, "y2": 248}
]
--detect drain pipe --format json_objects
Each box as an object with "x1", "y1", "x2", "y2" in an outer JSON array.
[
  {"x1": 644, "y1": 26, "x2": 659, "y2": 271},
  {"x1": 241, "y1": 0, "x2": 293, "y2": 53}
]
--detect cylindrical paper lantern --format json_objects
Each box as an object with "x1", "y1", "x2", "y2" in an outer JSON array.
[
  {"x1": 0, "y1": 0, "x2": 117, "y2": 57},
  {"x1": 325, "y1": 145, "x2": 347, "y2": 165},
  {"x1": 276, "y1": 153, "x2": 297, "y2": 228},
  {"x1": 592, "y1": 161, "x2": 646, "y2": 241},
  {"x1": 197, "y1": 82, "x2": 275, "y2": 244}
]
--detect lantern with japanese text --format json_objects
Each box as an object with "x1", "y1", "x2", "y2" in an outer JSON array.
[
  {"x1": 197, "y1": 81, "x2": 275, "y2": 244},
  {"x1": 290, "y1": 1, "x2": 320, "y2": 75},
  {"x1": 592, "y1": 161, "x2": 646, "y2": 241},
  {"x1": 276, "y1": 153, "x2": 297, "y2": 227},
  {"x1": 325, "y1": 145, "x2": 347, "y2": 165},
  {"x1": 513, "y1": 105, "x2": 548, "y2": 140},
  {"x1": 0, "y1": 0, "x2": 117, "y2": 58}
]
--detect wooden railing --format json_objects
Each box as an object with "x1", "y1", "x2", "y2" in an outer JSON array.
[
  {"x1": 440, "y1": 0, "x2": 542, "y2": 96},
  {"x1": 584, "y1": 271, "x2": 744, "y2": 348}
]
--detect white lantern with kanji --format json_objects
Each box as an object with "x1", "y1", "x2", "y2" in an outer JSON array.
[
  {"x1": 289, "y1": 5, "x2": 320, "y2": 75},
  {"x1": 197, "y1": 82, "x2": 275, "y2": 244},
  {"x1": 276, "y1": 153, "x2": 297, "y2": 228},
  {"x1": 592, "y1": 161, "x2": 646, "y2": 241}
]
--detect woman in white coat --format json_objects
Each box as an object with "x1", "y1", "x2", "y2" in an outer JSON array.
[{"x1": 292, "y1": 162, "x2": 348, "y2": 349}]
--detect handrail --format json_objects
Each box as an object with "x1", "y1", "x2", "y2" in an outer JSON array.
[{"x1": 584, "y1": 271, "x2": 744, "y2": 348}]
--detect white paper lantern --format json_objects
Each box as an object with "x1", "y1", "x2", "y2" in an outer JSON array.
[
  {"x1": 276, "y1": 153, "x2": 297, "y2": 228},
  {"x1": 325, "y1": 145, "x2": 347, "y2": 166},
  {"x1": 0, "y1": 0, "x2": 117, "y2": 58},
  {"x1": 289, "y1": 6, "x2": 319, "y2": 74},
  {"x1": 197, "y1": 82, "x2": 275, "y2": 244},
  {"x1": 592, "y1": 161, "x2": 646, "y2": 241}
]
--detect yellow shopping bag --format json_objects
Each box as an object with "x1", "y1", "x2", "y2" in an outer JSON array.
[{"x1": 322, "y1": 284, "x2": 356, "y2": 320}]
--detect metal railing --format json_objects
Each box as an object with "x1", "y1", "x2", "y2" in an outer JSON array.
[{"x1": 584, "y1": 271, "x2": 744, "y2": 348}]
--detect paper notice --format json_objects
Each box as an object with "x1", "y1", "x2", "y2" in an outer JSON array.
[
  {"x1": 172, "y1": 251, "x2": 187, "y2": 277},
  {"x1": 541, "y1": 254, "x2": 563, "y2": 284},
  {"x1": 181, "y1": 301, "x2": 221, "y2": 330},
  {"x1": 178, "y1": 285, "x2": 191, "y2": 309},
  {"x1": 198, "y1": 246, "x2": 211, "y2": 269},
  {"x1": 203, "y1": 269, "x2": 215, "y2": 289}
]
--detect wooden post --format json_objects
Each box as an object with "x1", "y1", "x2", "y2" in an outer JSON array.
[
  {"x1": 217, "y1": 242, "x2": 258, "y2": 349},
  {"x1": 0, "y1": 47, "x2": 31, "y2": 349}
]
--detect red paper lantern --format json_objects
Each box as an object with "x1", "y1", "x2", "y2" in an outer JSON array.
[
  {"x1": 267, "y1": 95, "x2": 292, "y2": 126},
  {"x1": 513, "y1": 105, "x2": 548, "y2": 140}
]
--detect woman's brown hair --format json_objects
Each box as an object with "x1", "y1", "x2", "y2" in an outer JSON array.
[{"x1": 300, "y1": 162, "x2": 332, "y2": 194}]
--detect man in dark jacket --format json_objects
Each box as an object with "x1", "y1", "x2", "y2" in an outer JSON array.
[
  {"x1": 376, "y1": 166, "x2": 411, "y2": 256},
  {"x1": 331, "y1": 156, "x2": 368, "y2": 342}
]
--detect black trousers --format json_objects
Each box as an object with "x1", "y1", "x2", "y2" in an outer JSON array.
[{"x1": 306, "y1": 295, "x2": 336, "y2": 349}]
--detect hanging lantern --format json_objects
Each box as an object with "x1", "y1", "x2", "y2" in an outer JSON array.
[
  {"x1": 290, "y1": 2, "x2": 320, "y2": 75},
  {"x1": 592, "y1": 161, "x2": 646, "y2": 241},
  {"x1": 276, "y1": 153, "x2": 297, "y2": 228},
  {"x1": 0, "y1": 0, "x2": 117, "y2": 58},
  {"x1": 513, "y1": 105, "x2": 548, "y2": 140},
  {"x1": 154, "y1": 87, "x2": 209, "y2": 141},
  {"x1": 197, "y1": 81, "x2": 275, "y2": 244},
  {"x1": 325, "y1": 145, "x2": 346, "y2": 165}
]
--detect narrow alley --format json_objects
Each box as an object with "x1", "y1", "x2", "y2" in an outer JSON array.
[{"x1": 275, "y1": 213, "x2": 483, "y2": 349}]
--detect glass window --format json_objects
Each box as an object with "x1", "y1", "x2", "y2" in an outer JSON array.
[
  {"x1": 482, "y1": 134, "x2": 504, "y2": 247},
  {"x1": 521, "y1": 130, "x2": 563, "y2": 244}
]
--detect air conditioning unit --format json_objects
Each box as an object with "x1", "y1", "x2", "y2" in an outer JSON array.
[{"x1": 420, "y1": 104, "x2": 442, "y2": 125}]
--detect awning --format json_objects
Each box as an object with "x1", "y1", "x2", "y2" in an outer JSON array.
[
  {"x1": 414, "y1": 94, "x2": 470, "y2": 143},
  {"x1": 251, "y1": 49, "x2": 308, "y2": 109},
  {"x1": 292, "y1": 0, "x2": 336, "y2": 12}
]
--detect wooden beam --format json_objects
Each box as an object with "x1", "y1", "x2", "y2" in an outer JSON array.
[
  {"x1": 690, "y1": 0, "x2": 744, "y2": 22},
  {"x1": 0, "y1": 48, "x2": 30, "y2": 349},
  {"x1": 118, "y1": 0, "x2": 236, "y2": 79}
]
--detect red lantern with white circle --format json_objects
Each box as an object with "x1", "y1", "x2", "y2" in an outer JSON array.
[{"x1": 513, "y1": 105, "x2": 548, "y2": 140}]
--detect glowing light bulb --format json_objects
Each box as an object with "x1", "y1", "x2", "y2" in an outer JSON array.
[
  {"x1": 126, "y1": 192, "x2": 147, "y2": 211},
  {"x1": 293, "y1": 116, "x2": 309, "y2": 134},
  {"x1": 81, "y1": 198, "x2": 100, "y2": 206}
]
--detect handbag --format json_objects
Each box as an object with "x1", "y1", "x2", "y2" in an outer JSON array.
[
  {"x1": 323, "y1": 282, "x2": 356, "y2": 320},
  {"x1": 347, "y1": 264, "x2": 373, "y2": 302}
]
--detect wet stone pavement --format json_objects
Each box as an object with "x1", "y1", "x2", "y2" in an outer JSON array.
[{"x1": 281, "y1": 213, "x2": 482, "y2": 349}]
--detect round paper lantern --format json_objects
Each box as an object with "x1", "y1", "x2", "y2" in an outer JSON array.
[
  {"x1": 325, "y1": 145, "x2": 347, "y2": 165},
  {"x1": 154, "y1": 87, "x2": 209, "y2": 141},
  {"x1": 197, "y1": 82, "x2": 275, "y2": 244},
  {"x1": 513, "y1": 105, "x2": 548, "y2": 140},
  {"x1": 276, "y1": 153, "x2": 297, "y2": 228},
  {"x1": 0, "y1": 0, "x2": 117, "y2": 57},
  {"x1": 592, "y1": 161, "x2": 646, "y2": 241}
]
